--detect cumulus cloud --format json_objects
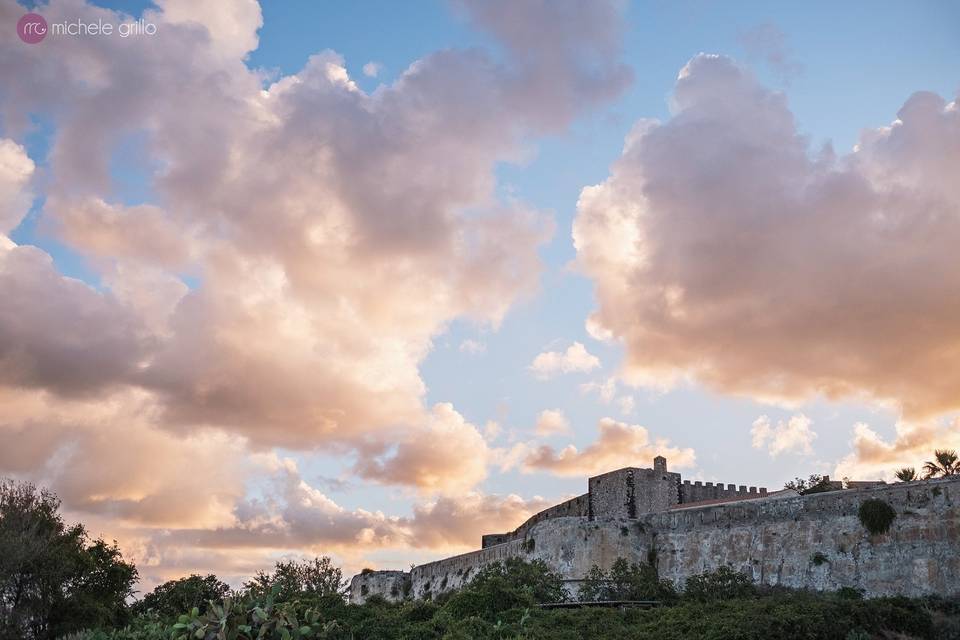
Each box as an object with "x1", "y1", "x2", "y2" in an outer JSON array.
[
  {"x1": 0, "y1": 139, "x2": 34, "y2": 235},
  {"x1": 362, "y1": 61, "x2": 382, "y2": 78},
  {"x1": 534, "y1": 409, "x2": 571, "y2": 436},
  {"x1": 408, "y1": 492, "x2": 553, "y2": 548},
  {"x1": 455, "y1": 0, "x2": 633, "y2": 131},
  {"x1": 574, "y1": 53, "x2": 960, "y2": 419},
  {"x1": 0, "y1": 245, "x2": 150, "y2": 396},
  {"x1": 353, "y1": 403, "x2": 491, "y2": 496},
  {"x1": 202, "y1": 465, "x2": 548, "y2": 551},
  {"x1": 50, "y1": 198, "x2": 194, "y2": 269},
  {"x1": 0, "y1": 0, "x2": 632, "y2": 583},
  {"x1": 530, "y1": 341, "x2": 600, "y2": 378},
  {"x1": 0, "y1": 389, "x2": 249, "y2": 529},
  {"x1": 0, "y1": 0, "x2": 630, "y2": 451},
  {"x1": 751, "y1": 414, "x2": 817, "y2": 457},
  {"x1": 834, "y1": 420, "x2": 960, "y2": 481},
  {"x1": 513, "y1": 417, "x2": 695, "y2": 476}
]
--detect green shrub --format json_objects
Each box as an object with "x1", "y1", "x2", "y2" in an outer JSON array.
[
  {"x1": 858, "y1": 499, "x2": 896, "y2": 535},
  {"x1": 579, "y1": 558, "x2": 677, "y2": 603},
  {"x1": 683, "y1": 566, "x2": 756, "y2": 602},
  {"x1": 442, "y1": 558, "x2": 564, "y2": 621},
  {"x1": 811, "y1": 552, "x2": 829, "y2": 566},
  {"x1": 132, "y1": 574, "x2": 231, "y2": 620}
]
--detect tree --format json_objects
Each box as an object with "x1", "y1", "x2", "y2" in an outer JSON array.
[
  {"x1": 243, "y1": 557, "x2": 346, "y2": 602},
  {"x1": 784, "y1": 474, "x2": 833, "y2": 495},
  {"x1": 895, "y1": 467, "x2": 918, "y2": 482},
  {"x1": 0, "y1": 479, "x2": 137, "y2": 640},
  {"x1": 443, "y1": 558, "x2": 565, "y2": 619},
  {"x1": 923, "y1": 449, "x2": 958, "y2": 479},
  {"x1": 577, "y1": 558, "x2": 676, "y2": 603},
  {"x1": 133, "y1": 574, "x2": 231, "y2": 619},
  {"x1": 683, "y1": 566, "x2": 757, "y2": 602}
]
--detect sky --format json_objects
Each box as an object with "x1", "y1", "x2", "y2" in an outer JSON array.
[{"x1": 1, "y1": 0, "x2": 959, "y2": 591}]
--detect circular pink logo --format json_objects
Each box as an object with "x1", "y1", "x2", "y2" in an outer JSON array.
[{"x1": 17, "y1": 13, "x2": 47, "y2": 44}]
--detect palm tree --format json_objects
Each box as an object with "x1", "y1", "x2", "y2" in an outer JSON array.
[
  {"x1": 895, "y1": 467, "x2": 917, "y2": 482},
  {"x1": 923, "y1": 449, "x2": 959, "y2": 479}
]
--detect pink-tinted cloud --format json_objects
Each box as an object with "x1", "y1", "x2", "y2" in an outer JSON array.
[{"x1": 574, "y1": 54, "x2": 960, "y2": 419}]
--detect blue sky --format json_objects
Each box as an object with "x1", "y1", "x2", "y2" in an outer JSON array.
[
  {"x1": 4, "y1": 0, "x2": 959, "y2": 581},
  {"x1": 246, "y1": 1, "x2": 960, "y2": 501},
  {"x1": 13, "y1": 0, "x2": 960, "y2": 497}
]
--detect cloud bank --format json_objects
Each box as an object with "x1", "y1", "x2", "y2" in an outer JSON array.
[
  {"x1": 0, "y1": 0, "x2": 632, "y2": 584},
  {"x1": 574, "y1": 54, "x2": 960, "y2": 420}
]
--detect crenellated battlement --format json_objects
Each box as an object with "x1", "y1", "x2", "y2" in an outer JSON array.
[
  {"x1": 480, "y1": 457, "x2": 765, "y2": 548},
  {"x1": 348, "y1": 459, "x2": 960, "y2": 606}
]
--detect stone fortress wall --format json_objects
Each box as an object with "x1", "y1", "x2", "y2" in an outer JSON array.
[{"x1": 349, "y1": 457, "x2": 960, "y2": 603}]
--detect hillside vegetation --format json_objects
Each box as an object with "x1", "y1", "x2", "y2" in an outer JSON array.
[{"x1": 4, "y1": 478, "x2": 959, "y2": 640}]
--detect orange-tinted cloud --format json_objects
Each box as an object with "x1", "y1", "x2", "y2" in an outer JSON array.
[
  {"x1": 834, "y1": 419, "x2": 960, "y2": 481},
  {"x1": 0, "y1": 0, "x2": 633, "y2": 587},
  {"x1": 511, "y1": 417, "x2": 696, "y2": 476}
]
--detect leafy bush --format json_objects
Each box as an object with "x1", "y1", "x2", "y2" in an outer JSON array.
[
  {"x1": 784, "y1": 474, "x2": 834, "y2": 495},
  {"x1": 579, "y1": 558, "x2": 677, "y2": 603},
  {"x1": 858, "y1": 499, "x2": 897, "y2": 535},
  {"x1": 683, "y1": 566, "x2": 757, "y2": 602},
  {"x1": 63, "y1": 570, "x2": 954, "y2": 640},
  {"x1": 243, "y1": 557, "x2": 346, "y2": 603},
  {"x1": 442, "y1": 558, "x2": 565, "y2": 621},
  {"x1": 132, "y1": 574, "x2": 231, "y2": 620},
  {"x1": 811, "y1": 552, "x2": 829, "y2": 566}
]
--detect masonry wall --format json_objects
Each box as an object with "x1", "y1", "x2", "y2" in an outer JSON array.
[
  {"x1": 350, "y1": 477, "x2": 960, "y2": 603},
  {"x1": 410, "y1": 517, "x2": 651, "y2": 600},
  {"x1": 588, "y1": 467, "x2": 681, "y2": 519},
  {"x1": 482, "y1": 493, "x2": 590, "y2": 548},
  {"x1": 349, "y1": 571, "x2": 411, "y2": 605},
  {"x1": 648, "y1": 478, "x2": 960, "y2": 597}
]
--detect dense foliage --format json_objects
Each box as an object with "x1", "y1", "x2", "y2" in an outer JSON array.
[
  {"x1": 682, "y1": 565, "x2": 757, "y2": 602},
  {"x1": 783, "y1": 474, "x2": 834, "y2": 495},
  {"x1": 923, "y1": 449, "x2": 959, "y2": 479},
  {"x1": 0, "y1": 479, "x2": 137, "y2": 640},
  {"x1": 243, "y1": 558, "x2": 347, "y2": 603},
  {"x1": 858, "y1": 499, "x2": 897, "y2": 535},
  {"x1": 439, "y1": 558, "x2": 565, "y2": 620},
  {"x1": 6, "y1": 477, "x2": 960, "y2": 640},
  {"x1": 578, "y1": 558, "x2": 677, "y2": 603},
  {"x1": 65, "y1": 582, "x2": 957, "y2": 640},
  {"x1": 131, "y1": 575, "x2": 231, "y2": 619}
]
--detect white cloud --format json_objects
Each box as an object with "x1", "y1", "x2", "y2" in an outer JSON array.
[
  {"x1": 0, "y1": 139, "x2": 34, "y2": 235},
  {"x1": 751, "y1": 414, "x2": 817, "y2": 457},
  {"x1": 0, "y1": 0, "x2": 634, "y2": 584},
  {"x1": 530, "y1": 342, "x2": 600, "y2": 379},
  {"x1": 352, "y1": 403, "x2": 491, "y2": 496},
  {"x1": 362, "y1": 61, "x2": 382, "y2": 77},
  {"x1": 574, "y1": 53, "x2": 960, "y2": 419},
  {"x1": 534, "y1": 409, "x2": 571, "y2": 436}
]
